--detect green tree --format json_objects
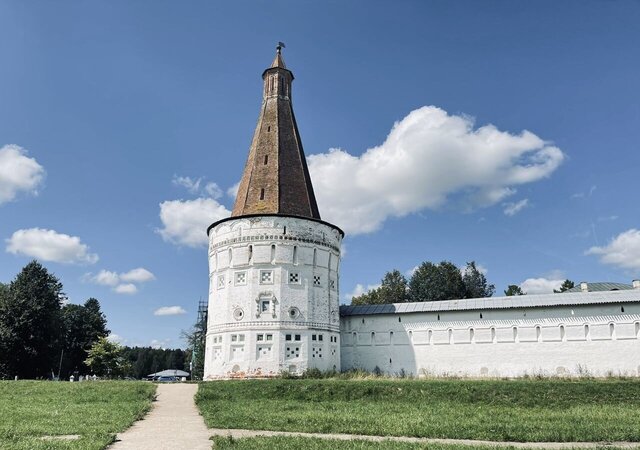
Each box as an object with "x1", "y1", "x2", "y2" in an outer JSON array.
[
  {"x1": 554, "y1": 279, "x2": 575, "y2": 293},
  {"x1": 462, "y1": 262, "x2": 495, "y2": 298},
  {"x1": 85, "y1": 337, "x2": 129, "y2": 378},
  {"x1": 60, "y1": 298, "x2": 109, "y2": 377},
  {"x1": 0, "y1": 261, "x2": 65, "y2": 379},
  {"x1": 351, "y1": 288, "x2": 380, "y2": 305},
  {"x1": 351, "y1": 269, "x2": 409, "y2": 305},
  {"x1": 378, "y1": 270, "x2": 409, "y2": 303},
  {"x1": 504, "y1": 285, "x2": 526, "y2": 296},
  {"x1": 409, "y1": 261, "x2": 465, "y2": 302},
  {"x1": 183, "y1": 310, "x2": 206, "y2": 380}
]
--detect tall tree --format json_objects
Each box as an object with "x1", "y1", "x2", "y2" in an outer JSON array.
[
  {"x1": 351, "y1": 269, "x2": 409, "y2": 305},
  {"x1": 378, "y1": 270, "x2": 409, "y2": 303},
  {"x1": 0, "y1": 261, "x2": 65, "y2": 379},
  {"x1": 85, "y1": 337, "x2": 129, "y2": 378},
  {"x1": 351, "y1": 289, "x2": 380, "y2": 305},
  {"x1": 183, "y1": 309, "x2": 207, "y2": 380},
  {"x1": 504, "y1": 285, "x2": 526, "y2": 296},
  {"x1": 409, "y1": 261, "x2": 465, "y2": 302},
  {"x1": 462, "y1": 262, "x2": 495, "y2": 298},
  {"x1": 60, "y1": 298, "x2": 109, "y2": 377},
  {"x1": 554, "y1": 279, "x2": 575, "y2": 293},
  {"x1": 0, "y1": 283, "x2": 10, "y2": 378}
]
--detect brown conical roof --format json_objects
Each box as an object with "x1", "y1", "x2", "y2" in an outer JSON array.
[{"x1": 231, "y1": 47, "x2": 321, "y2": 219}]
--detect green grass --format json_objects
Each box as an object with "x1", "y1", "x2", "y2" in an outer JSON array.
[
  {"x1": 211, "y1": 436, "x2": 517, "y2": 450},
  {"x1": 197, "y1": 378, "x2": 640, "y2": 442},
  {"x1": 0, "y1": 380, "x2": 156, "y2": 450},
  {"x1": 210, "y1": 436, "x2": 629, "y2": 450}
]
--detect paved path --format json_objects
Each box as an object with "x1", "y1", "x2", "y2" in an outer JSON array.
[
  {"x1": 208, "y1": 428, "x2": 640, "y2": 449},
  {"x1": 110, "y1": 383, "x2": 211, "y2": 450}
]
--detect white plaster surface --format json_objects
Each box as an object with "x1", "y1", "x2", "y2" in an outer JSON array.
[
  {"x1": 340, "y1": 301, "x2": 640, "y2": 378},
  {"x1": 204, "y1": 216, "x2": 342, "y2": 379}
]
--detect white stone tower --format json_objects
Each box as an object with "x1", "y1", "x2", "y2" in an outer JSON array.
[{"x1": 204, "y1": 45, "x2": 344, "y2": 379}]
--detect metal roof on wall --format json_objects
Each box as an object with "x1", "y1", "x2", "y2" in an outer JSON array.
[
  {"x1": 339, "y1": 289, "x2": 640, "y2": 317},
  {"x1": 565, "y1": 282, "x2": 633, "y2": 293}
]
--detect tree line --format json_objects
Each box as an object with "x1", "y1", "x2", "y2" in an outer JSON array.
[
  {"x1": 352, "y1": 260, "x2": 576, "y2": 304},
  {"x1": 352, "y1": 261, "x2": 495, "y2": 305},
  {"x1": 503, "y1": 279, "x2": 575, "y2": 296},
  {"x1": 0, "y1": 261, "x2": 109, "y2": 379},
  {"x1": 0, "y1": 260, "x2": 199, "y2": 380}
]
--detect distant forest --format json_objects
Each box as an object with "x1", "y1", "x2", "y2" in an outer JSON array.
[{"x1": 121, "y1": 346, "x2": 188, "y2": 379}]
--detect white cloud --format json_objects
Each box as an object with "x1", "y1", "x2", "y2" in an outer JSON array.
[
  {"x1": 172, "y1": 175, "x2": 201, "y2": 194},
  {"x1": 107, "y1": 334, "x2": 124, "y2": 344},
  {"x1": 150, "y1": 338, "x2": 171, "y2": 350},
  {"x1": 84, "y1": 267, "x2": 155, "y2": 294},
  {"x1": 154, "y1": 306, "x2": 187, "y2": 316},
  {"x1": 586, "y1": 229, "x2": 640, "y2": 272},
  {"x1": 91, "y1": 270, "x2": 120, "y2": 287},
  {"x1": 6, "y1": 228, "x2": 98, "y2": 264},
  {"x1": 343, "y1": 283, "x2": 381, "y2": 302},
  {"x1": 120, "y1": 267, "x2": 156, "y2": 283},
  {"x1": 571, "y1": 185, "x2": 597, "y2": 200},
  {"x1": 114, "y1": 283, "x2": 138, "y2": 295},
  {"x1": 0, "y1": 145, "x2": 45, "y2": 205},
  {"x1": 519, "y1": 277, "x2": 564, "y2": 294},
  {"x1": 227, "y1": 182, "x2": 240, "y2": 199},
  {"x1": 172, "y1": 175, "x2": 222, "y2": 199},
  {"x1": 203, "y1": 182, "x2": 223, "y2": 199},
  {"x1": 307, "y1": 106, "x2": 564, "y2": 235},
  {"x1": 157, "y1": 198, "x2": 231, "y2": 248},
  {"x1": 503, "y1": 199, "x2": 530, "y2": 216},
  {"x1": 406, "y1": 266, "x2": 419, "y2": 277}
]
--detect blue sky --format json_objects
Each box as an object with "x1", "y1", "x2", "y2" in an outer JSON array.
[{"x1": 1, "y1": 1, "x2": 639, "y2": 349}]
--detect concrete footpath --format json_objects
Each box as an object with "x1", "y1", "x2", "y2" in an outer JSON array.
[{"x1": 109, "y1": 383, "x2": 211, "y2": 450}]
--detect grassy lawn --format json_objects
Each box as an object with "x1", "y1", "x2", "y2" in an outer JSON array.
[
  {"x1": 197, "y1": 378, "x2": 640, "y2": 442},
  {"x1": 210, "y1": 436, "x2": 630, "y2": 450},
  {"x1": 0, "y1": 380, "x2": 156, "y2": 450},
  {"x1": 211, "y1": 436, "x2": 520, "y2": 450}
]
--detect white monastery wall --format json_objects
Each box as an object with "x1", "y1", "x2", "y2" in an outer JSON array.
[
  {"x1": 204, "y1": 216, "x2": 342, "y2": 379},
  {"x1": 340, "y1": 302, "x2": 640, "y2": 378}
]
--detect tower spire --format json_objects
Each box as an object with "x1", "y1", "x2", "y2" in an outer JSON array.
[
  {"x1": 231, "y1": 45, "x2": 321, "y2": 219},
  {"x1": 271, "y1": 42, "x2": 286, "y2": 68}
]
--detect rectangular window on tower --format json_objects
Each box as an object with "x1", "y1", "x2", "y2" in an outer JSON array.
[
  {"x1": 235, "y1": 271, "x2": 247, "y2": 286},
  {"x1": 260, "y1": 270, "x2": 273, "y2": 284},
  {"x1": 289, "y1": 272, "x2": 300, "y2": 284}
]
